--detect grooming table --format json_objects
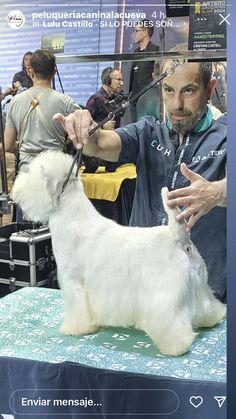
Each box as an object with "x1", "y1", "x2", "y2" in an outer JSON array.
[{"x1": 0, "y1": 288, "x2": 226, "y2": 418}]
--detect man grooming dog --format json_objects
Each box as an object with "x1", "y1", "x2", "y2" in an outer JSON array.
[
  {"x1": 11, "y1": 150, "x2": 226, "y2": 356},
  {"x1": 53, "y1": 60, "x2": 227, "y2": 303}
]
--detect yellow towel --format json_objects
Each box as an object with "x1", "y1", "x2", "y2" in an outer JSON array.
[{"x1": 81, "y1": 164, "x2": 136, "y2": 202}]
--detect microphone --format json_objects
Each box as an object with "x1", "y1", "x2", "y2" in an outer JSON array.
[{"x1": 108, "y1": 91, "x2": 130, "y2": 106}]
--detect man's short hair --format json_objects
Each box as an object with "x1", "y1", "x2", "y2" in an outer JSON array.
[
  {"x1": 135, "y1": 20, "x2": 154, "y2": 38},
  {"x1": 159, "y1": 43, "x2": 213, "y2": 88},
  {"x1": 160, "y1": 61, "x2": 213, "y2": 88},
  {"x1": 101, "y1": 66, "x2": 118, "y2": 85},
  {"x1": 30, "y1": 49, "x2": 56, "y2": 80}
]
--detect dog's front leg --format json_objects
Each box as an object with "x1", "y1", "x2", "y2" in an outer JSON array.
[{"x1": 60, "y1": 283, "x2": 98, "y2": 336}]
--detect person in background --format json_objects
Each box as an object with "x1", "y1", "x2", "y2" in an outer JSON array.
[
  {"x1": 86, "y1": 66, "x2": 124, "y2": 128},
  {"x1": 136, "y1": 60, "x2": 161, "y2": 121},
  {"x1": 0, "y1": 87, "x2": 17, "y2": 225},
  {"x1": 4, "y1": 49, "x2": 81, "y2": 221},
  {"x1": 12, "y1": 51, "x2": 33, "y2": 92},
  {"x1": 5, "y1": 49, "x2": 81, "y2": 169},
  {"x1": 0, "y1": 86, "x2": 17, "y2": 135},
  {"x1": 211, "y1": 62, "x2": 227, "y2": 114},
  {"x1": 85, "y1": 66, "x2": 124, "y2": 172},
  {"x1": 129, "y1": 19, "x2": 159, "y2": 122}
]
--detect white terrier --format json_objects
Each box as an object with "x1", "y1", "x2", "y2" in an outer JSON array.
[{"x1": 11, "y1": 150, "x2": 226, "y2": 356}]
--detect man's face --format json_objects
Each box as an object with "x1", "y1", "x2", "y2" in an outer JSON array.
[
  {"x1": 109, "y1": 70, "x2": 124, "y2": 93},
  {"x1": 162, "y1": 62, "x2": 215, "y2": 135},
  {"x1": 132, "y1": 25, "x2": 147, "y2": 45}
]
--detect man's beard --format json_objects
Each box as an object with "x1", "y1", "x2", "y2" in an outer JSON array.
[{"x1": 169, "y1": 104, "x2": 208, "y2": 135}]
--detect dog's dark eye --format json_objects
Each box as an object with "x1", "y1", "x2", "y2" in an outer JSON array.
[{"x1": 185, "y1": 245, "x2": 191, "y2": 255}]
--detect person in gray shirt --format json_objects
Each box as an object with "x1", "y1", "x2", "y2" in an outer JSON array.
[{"x1": 4, "y1": 49, "x2": 81, "y2": 170}]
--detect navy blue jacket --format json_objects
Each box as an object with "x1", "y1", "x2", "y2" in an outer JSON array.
[{"x1": 116, "y1": 114, "x2": 226, "y2": 302}]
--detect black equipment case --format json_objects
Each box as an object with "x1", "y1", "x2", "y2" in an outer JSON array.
[{"x1": 0, "y1": 223, "x2": 57, "y2": 294}]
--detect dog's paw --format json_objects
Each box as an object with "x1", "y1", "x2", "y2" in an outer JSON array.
[
  {"x1": 60, "y1": 322, "x2": 98, "y2": 336},
  {"x1": 194, "y1": 302, "x2": 226, "y2": 328},
  {"x1": 154, "y1": 331, "x2": 196, "y2": 356},
  {"x1": 159, "y1": 342, "x2": 192, "y2": 356}
]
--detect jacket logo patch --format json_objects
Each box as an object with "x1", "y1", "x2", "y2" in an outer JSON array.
[
  {"x1": 192, "y1": 148, "x2": 226, "y2": 163},
  {"x1": 151, "y1": 140, "x2": 172, "y2": 156}
]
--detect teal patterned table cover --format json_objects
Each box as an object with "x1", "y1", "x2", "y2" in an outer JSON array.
[{"x1": 0, "y1": 287, "x2": 226, "y2": 383}]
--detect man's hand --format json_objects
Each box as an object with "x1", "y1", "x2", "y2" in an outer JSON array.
[
  {"x1": 1, "y1": 86, "x2": 16, "y2": 100},
  {"x1": 53, "y1": 109, "x2": 96, "y2": 150},
  {"x1": 3, "y1": 87, "x2": 16, "y2": 96},
  {"x1": 53, "y1": 109, "x2": 121, "y2": 161},
  {"x1": 167, "y1": 163, "x2": 226, "y2": 231},
  {"x1": 13, "y1": 81, "x2": 22, "y2": 90},
  {"x1": 103, "y1": 119, "x2": 116, "y2": 130}
]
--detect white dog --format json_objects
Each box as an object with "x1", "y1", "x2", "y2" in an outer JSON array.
[{"x1": 11, "y1": 150, "x2": 226, "y2": 356}]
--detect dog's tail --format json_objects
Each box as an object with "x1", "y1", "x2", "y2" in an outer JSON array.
[{"x1": 161, "y1": 187, "x2": 188, "y2": 242}]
